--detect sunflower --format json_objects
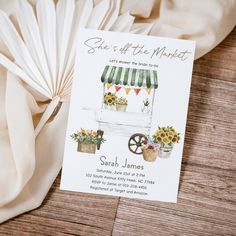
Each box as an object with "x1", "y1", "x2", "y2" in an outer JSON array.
[
  {"x1": 156, "y1": 136, "x2": 162, "y2": 142},
  {"x1": 154, "y1": 130, "x2": 160, "y2": 136},
  {"x1": 104, "y1": 92, "x2": 117, "y2": 105},
  {"x1": 160, "y1": 132, "x2": 166, "y2": 138},
  {"x1": 162, "y1": 137, "x2": 170, "y2": 145},
  {"x1": 159, "y1": 128, "x2": 164, "y2": 133},
  {"x1": 172, "y1": 137, "x2": 177, "y2": 144},
  {"x1": 171, "y1": 128, "x2": 176, "y2": 133}
]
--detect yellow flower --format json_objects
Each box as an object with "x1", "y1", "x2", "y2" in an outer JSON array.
[
  {"x1": 156, "y1": 136, "x2": 162, "y2": 142},
  {"x1": 153, "y1": 126, "x2": 180, "y2": 145},
  {"x1": 155, "y1": 130, "x2": 160, "y2": 135},
  {"x1": 160, "y1": 132, "x2": 166, "y2": 138},
  {"x1": 81, "y1": 129, "x2": 86, "y2": 135},
  {"x1": 163, "y1": 137, "x2": 170, "y2": 145},
  {"x1": 104, "y1": 92, "x2": 117, "y2": 105},
  {"x1": 172, "y1": 137, "x2": 177, "y2": 144}
]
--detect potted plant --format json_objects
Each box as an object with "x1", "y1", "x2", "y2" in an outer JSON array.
[
  {"x1": 141, "y1": 138, "x2": 160, "y2": 162},
  {"x1": 71, "y1": 129, "x2": 105, "y2": 154},
  {"x1": 104, "y1": 92, "x2": 117, "y2": 110},
  {"x1": 141, "y1": 98, "x2": 150, "y2": 114},
  {"x1": 116, "y1": 97, "x2": 128, "y2": 112},
  {"x1": 153, "y1": 126, "x2": 180, "y2": 158}
]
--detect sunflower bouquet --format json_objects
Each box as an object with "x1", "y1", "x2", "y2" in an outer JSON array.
[
  {"x1": 153, "y1": 126, "x2": 180, "y2": 158},
  {"x1": 153, "y1": 126, "x2": 180, "y2": 145},
  {"x1": 104, "y1": 92, "x2": 117, "y2": 107},
  {"x1": 71, "y1": 129, "x2": 105, "y2": 154}
]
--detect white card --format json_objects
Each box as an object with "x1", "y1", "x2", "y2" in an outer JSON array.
[{"x1": 60, "y1": 29, "x2": 195, "y2": 203}]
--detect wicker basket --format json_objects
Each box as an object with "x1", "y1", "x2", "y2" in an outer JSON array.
[
  {"x1": 142, "y1": 149, "x2": 159, "y2": 162},
  {"x1": 77, "y1": 143, "x2": 96, "y2": 154},
  {"x1": 116, "y1": 104, "x2": 127, "y2": 112}
]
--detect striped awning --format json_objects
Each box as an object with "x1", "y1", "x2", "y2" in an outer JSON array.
[{"x1": 101, "y1": 66, "x2": 158, "y2": 89}]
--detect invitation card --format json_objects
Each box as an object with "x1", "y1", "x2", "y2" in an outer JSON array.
[{"x1": 60, "y1": 29, "x2": 195, "y2": 203}]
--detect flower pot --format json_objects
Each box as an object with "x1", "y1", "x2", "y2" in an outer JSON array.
[
  {"x1": 142, "y1": 149, "x2": 159, "y2": 162},
  {"x1": 116, "y1": 104, "x2": 127, "y2": 112},
  {"x1": 141, "y1": 106, "x2": 150, "y2": 114},
  {"x1": 77, "y1": 142, "x2": 97, "y2": 154},
  {"x1": 104, "y1": 104, "x2": 115, "y2": 110},
  {"x1": 159, "y1": 144, "x2": 173, "y2": 158}
]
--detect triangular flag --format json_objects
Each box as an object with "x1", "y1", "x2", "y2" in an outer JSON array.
[
  {"x1": 134, "y1": 88, "x2": 141, "y2": 95},
  {"x1": 115, "y1": 86, "x2": 122, "y2": 92},
  {"x1": 145, "y1": 88, "x2": 151, "y2": 95},
  {"x1": 125, "y1": 88, "x2": 131, "y2": 95},
  {"x1": 106, "y1": 83, "x2": 113, "y2": 90}
]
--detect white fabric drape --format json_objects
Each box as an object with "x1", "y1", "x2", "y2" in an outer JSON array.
[{"x1": 0, "y1": 0, "x2": 235, "y2": 223}]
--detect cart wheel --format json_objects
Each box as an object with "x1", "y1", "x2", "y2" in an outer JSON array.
[{"x1": 128, "y1": 133, "x2": 147, "y2": 155}]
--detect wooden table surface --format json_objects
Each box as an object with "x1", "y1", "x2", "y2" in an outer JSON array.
[{"x1": 1, "y1": 28, "x2": 236, "y2": 236}]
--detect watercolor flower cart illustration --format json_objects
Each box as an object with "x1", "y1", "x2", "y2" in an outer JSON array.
[
  {"x1": 98, "y1": 66, "x2": 183, "y2": 162},
  {"x1": 80, "y1": 65, "x2": 181, "y2": 161},
  {"x1": 95, "y1": 65, "x2": 159, "y2": 137},
  {"x1": 71, "y1": 129, "x2": 105, "y2": 154}
]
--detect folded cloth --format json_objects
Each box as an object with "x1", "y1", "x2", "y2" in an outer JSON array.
[{"x1": 0, "y1": 0, "x2": 235, "y2": 223}]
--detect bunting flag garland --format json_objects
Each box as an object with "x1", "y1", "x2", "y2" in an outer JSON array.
[
  {"x1": 125, "y1": 88, "x2": 131, "y2": 95},
  {"x1": 106, "y1": 84, "x2": 151, "y2": 95},
  {"x1": 134, "y1": 88, "x2": 141, "y2": 95},
  {"x1": 106, "y1": 83, "x2": 113, "y2": 90},
  {"x1": 145, "y1": 88, "x2": 151, "y2": 95},
  {"x1": 115, "y1": 86, "x2": 122, "y2": 92}
]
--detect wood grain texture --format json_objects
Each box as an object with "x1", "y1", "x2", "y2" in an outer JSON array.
[
  {"x1": 0, "y1": 177, "x2": 119, "y2": 235},
  {"x1": 1, "y1": 28, "x2": 236, "y2": 236},
  {"x1": 112, "y1": 28, "x2": 236, "y2": 236}
]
